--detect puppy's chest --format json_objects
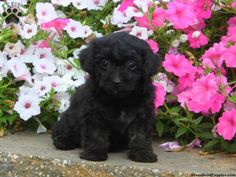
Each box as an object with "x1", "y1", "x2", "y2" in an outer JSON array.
[{"x1": 108, "y1": 110, "x2": 136, "y2": 134}]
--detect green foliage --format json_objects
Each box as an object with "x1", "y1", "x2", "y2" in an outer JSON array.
[{"x1": 0, "y1": 78, "x2": 18, "y2": 128}]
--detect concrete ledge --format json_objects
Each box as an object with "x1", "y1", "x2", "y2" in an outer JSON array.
[{"x1": 0, "y1": 131, "x2": 235, "y2": 177}]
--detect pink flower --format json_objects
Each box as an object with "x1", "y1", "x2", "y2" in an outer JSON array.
[
  {"x1": 191, "y1": 74, "x2": 218, "y2": 104},
  {"x1": 118, "y1": 0, "x2": 134, "y2": 12},
  {"x1": 163, "y1": 54, "x2": 196, "y2": 77},
  {"x1": 208, "y1": 94, "x2": 225, "y2": 114},
  {"x1": 231, "y1": 2, "x2": 236, "y2": 8},
  {"x1": 227, "y1": 17, "x2": 236, "y2": 41},
  {"x1": 41, "y1": 18, "x2": 70, "y2": 34},
  {"x1": 166, "y1": 1, "x2": 196, "y2": 29},
  {"x1": 194, "y1": 0, "x2": 212, "y2": 20},
  {"x1": 135, "y1": 7, "x2": 165, "y2": 29},
  {"x1": 38, "y1": 40, "x2": 50, "y2": 48},
  {"x1": 177, "y1": 72, "x2": 196, "y2": 92},
  {"x1": 222, "y1": 45, "x2": 236, "y2": 68},
  {"x1": 146, "y1": 39, "x2": 159, "y2": 53},
  {"x1": 201, "y1": 43, "x2": 225, "y2": 69},
  {"x1": 187, "y1": 31, "x2": 208, "y2": 48},
  {"x1": 217, "y1": 109, "x2": 236, "y2": 141},
  {"x1": 153, "y1": 82, "x2": 166, "y2": 109},
  {"x1": 177, "y1": 74, "x2": 225, "y2": 114}
]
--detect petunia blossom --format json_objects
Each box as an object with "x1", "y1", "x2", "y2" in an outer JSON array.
[
  {"x1": 118, "y1": 0, "x2": 134, "y2": 12},
  {"x1": 187, "y1": 31, "x2": 208, "y2": 48},
  {"x1": 36, "y1": 3, "x2": 57, "y2": 24},
  {"x1": 146, "y1": 39, "x2": 159, "y2": 53},
  {"x1": 222, "y1": 45, "x2": 236, "y2": 68},
  {"x1": 163, "y1": 54, "x2": 196, "y2": 77},
  {"x1": 153, "y1": 82, "x2": 166, "y2": 109},
  {"x1": 135, "y1": 7, "x2": 166, "y2": 29},
  {"x1": 41, "y1": 18, "x2": 70, "y2": 35},
  {"x1": 217, "y1": 109, "x2": 236, "y2": 141},
  {"x1": 14, "y1": 94, "x2": 41, "y2": 121},
  {"x1": 166, "y1": 1, "x2": 196, "y2": 29}
]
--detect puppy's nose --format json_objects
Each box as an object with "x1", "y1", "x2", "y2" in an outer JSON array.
[{"x1": 112, "y1": 76, "x2": 121, "y2": 84}]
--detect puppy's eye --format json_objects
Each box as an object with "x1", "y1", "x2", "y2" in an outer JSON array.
[
  {"x1": 127, "y1": 61, "x2": 137, "y2": 71},
  {"x1": 100, "y1": 59, "x2": 110, "y2": 69}
]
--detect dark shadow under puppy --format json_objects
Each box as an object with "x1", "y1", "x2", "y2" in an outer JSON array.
[{"x1": 52, "y1": 32, "x2": 161, "y2": 162}]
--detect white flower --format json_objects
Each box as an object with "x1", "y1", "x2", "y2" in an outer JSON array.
[
  {"x1": 64, "y1": 19, "x2": 86, "y2": 39},
  {"x1": 33, "y1": 48, "x2": 56, "y2": 64},
  {"x1": 51, "y1": 0, "x2": 71, "y2": 6},
  {"x1": 20, "y1": 23, "x2": 38, "y2": 39},
  {"x1": 18, "y1": 45, "x2": 35, "y2": 63},
  {"x1": 166, "y1": 30, "x2": 175, "y2": 35},
  {"x1": 129, "y1": 26, "x2": 149, "y2": 40},
  {"x1": 33, "y1": 59, "x2": 56, "y2": 75},
  {"x1": 43, "y1": 75, "x2": 62, "y2": 92},
  {"x1": 72, "y1": 0, "x2": 87, "y2": 10},
  {"x1": 125, "y1": 7, "x2": 143, "y2": 18},
  {"x1": 83, "y1": 25, "x2": 93, "y2": 38},
  {"x1": 86, "y1": 0, "x2": 106, "y2": 10},
  {"x1": 134, "y1": 0, "x2": 151, "y2": 13},
  {"x1": 57, "y1": 74, "x2": 75, "y2": 92},
  {"x1": 18, "y1": 85, "x2": 38, "y2": 97},
  {"x1": 32, "y1": 73, "x2": 49, "y2": 81},
  {"x1": 153, "y1": 73, "x2": 175, "y2": 93},
  {"x1": 3, "y1": 41, "x2": 23, "y2": 58},
  {"x1": 72, "y1": 70, "x2": 86, "y2": 86},
  {"x1": 55, "y1": 92, "x2": 71, "y2": 112},
  {"x1": 7, "y1": 58, "x2": 32, "y2": 84},
  {"x1": 56, "y1": 58, "x2": 78, "y2": 77},
  {"x1": 36, "y1": 2, "x2": 57, "y2": 24},
  {"x1": 7, "y1": 0, "x2": 28, "y2": 5},
  {"x1": 73, "y1": 45, "x2": 87, "y2": 58},
  {"x1": 111, "y1": 7, "x2": 131, "y2": 26},
  {"x1": 0, "y1": 52, "x2": 8, "y2": 80},
  {"x1": 14, "y1": 94, "x2": 41, "y2": 121},
  {"x1": 33, "y1": 80, "x2": 51, "y2": 96},
  {"x1": 192, "y1": 31, "x2": 201, "y2": 38},
  {"x1": 179, "y1": 34, "x2": 188, "y2": 43},
  {"x1": 171, "y1": 39, "x2": 180, "y2": 48},
  {"x1": 59, "y1": 98, "x2": 70, "y2": 113}
]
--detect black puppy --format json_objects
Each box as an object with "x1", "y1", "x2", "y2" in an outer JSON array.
[{"x1": 52, "y1": 32, "x2": 160, "y2": 162}]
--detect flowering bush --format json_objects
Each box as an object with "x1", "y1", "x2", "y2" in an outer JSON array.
[{"x1": 0, "y1": 0, "x2": 236, "y2": 152}]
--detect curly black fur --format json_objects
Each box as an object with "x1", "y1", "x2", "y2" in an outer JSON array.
[{"x1": 52, "y1": 32, "x2": 161, "y2": 162}]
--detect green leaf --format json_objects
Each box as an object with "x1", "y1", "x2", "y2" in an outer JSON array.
[
  {"x1": 170, "y1": 106, "x2": 181, "y2": 113},
  {"x1": 156, "y1": 119, "x2": 164, "y2": 137},
  {"x1": 200, "y1": 132, "x2": 213, "y2": 139},
  {"x1": 204, "y1": 139, "x2": 219, "y2": 151},
  {"x1": 191, "y1": 116, "x2": 203, "y2": 125},
  {"x1": 228, "y1": 95, "x2": 236, "y2": 104},
  {"x1": 227, "y1": 143, "x2": 236, "y2": 153},
  {"x1": 200, "y1": 122, "x2": 213, "y2": 129},
  {"x1": 175, "y1": 127, "x2": 188, "y2": 139}
]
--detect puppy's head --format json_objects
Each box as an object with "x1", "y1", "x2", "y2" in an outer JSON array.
[{"x1": 79, "y1": 32, "x2": 161, "y2": 97}]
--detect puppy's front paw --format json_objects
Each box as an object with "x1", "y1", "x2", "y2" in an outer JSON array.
[
  {"x1": 128, "y1": 150, "x2": 157, "y2": 163},
  {"x1": 80, "y1": 151, "x2": 108, "y2": 161}
]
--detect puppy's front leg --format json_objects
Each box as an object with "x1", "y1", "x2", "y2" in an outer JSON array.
[
  {"x1": 128, "y1": 132, "x2": 157, "y2": 162},
  {"x1": 80, "y1": 124, "x2": 109, "y2": 161},
  {"x1": 127, "y1": 122, "x2": 157, "y2": 162}
]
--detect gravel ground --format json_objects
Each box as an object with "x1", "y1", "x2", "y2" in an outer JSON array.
[{"x1": 0, "y1": 131, "x2": 235, "y2": 177}]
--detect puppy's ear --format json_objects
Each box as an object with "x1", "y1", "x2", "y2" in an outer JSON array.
[
  {"x1": 79, "y1": 45, "x2": 93, "y2": 74},
  {"x1": 143, "y1": 48, "x2": 162, "y2": 77}
]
